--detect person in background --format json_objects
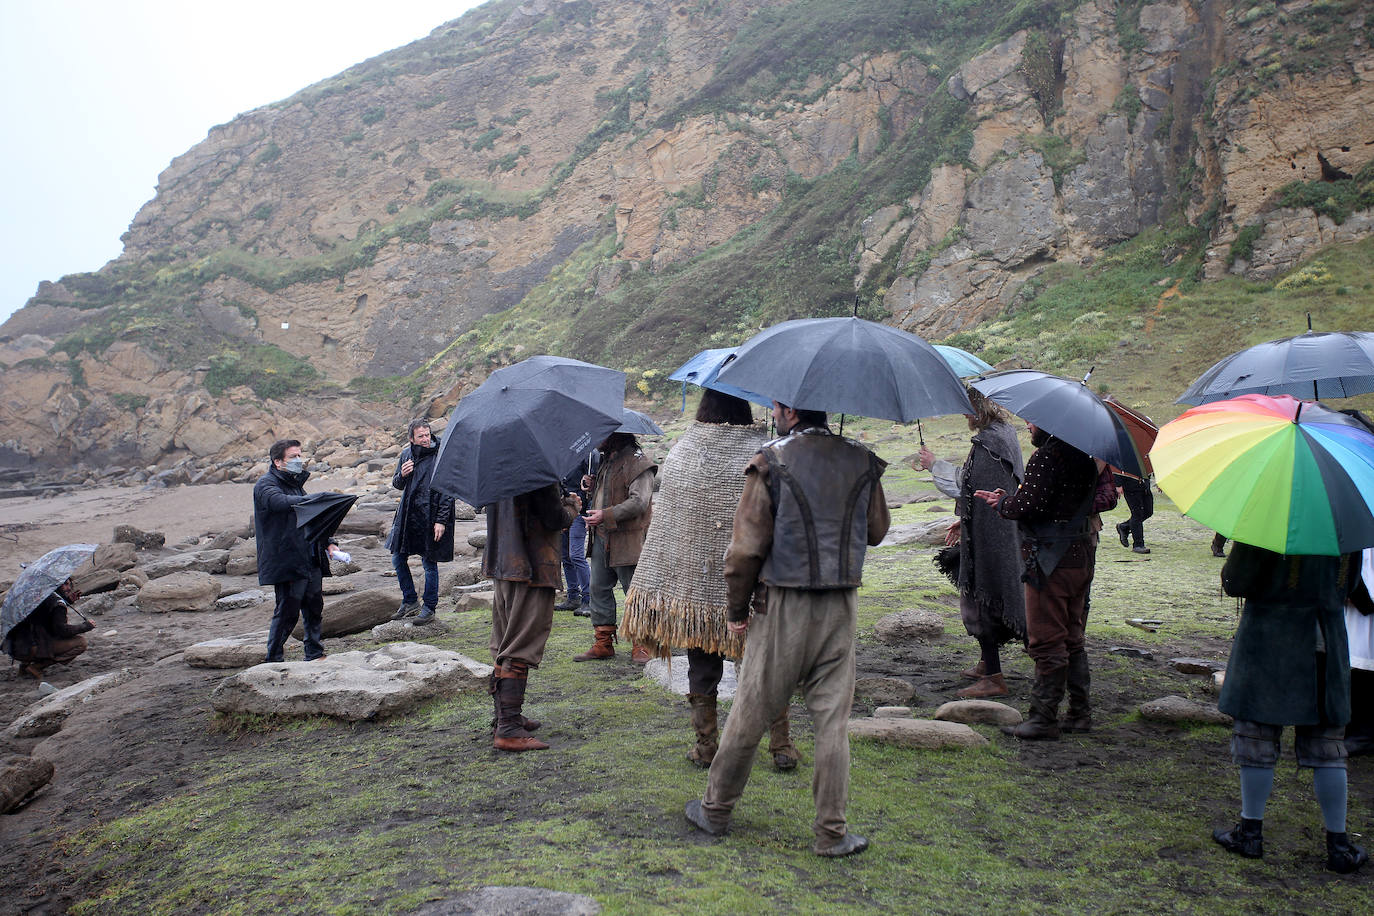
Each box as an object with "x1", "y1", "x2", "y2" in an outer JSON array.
[
  {"x1": 1113, "y1": 471, "x2": 1154, "y2": 554},
  {"x1": 254, "y1": 438, "x2": 330, "y2": 663},
  {"x1": 555, "y1": 449, "x2": 598, "y2": 616},
  {"x1": 4, "y1": 578, "x2": 93, "y2": 680},
  {"x1": 387, "y1": 419, "x2": 455, "y2": 624},
  {"x1": 1212, "y1": 542, "x2": 1367, "y2": 874},
  {"x1": 575, "y1": 432, "x2": 656, "y2": 662},
  {"x1": 917, "y1": 388, "x2": 1025, "y2": 699}
]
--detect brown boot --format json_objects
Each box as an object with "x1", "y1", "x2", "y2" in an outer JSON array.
[
  {"x1": 1003, "y1": 667, "x2": 1065, "y2": 740},
  {"x1": 1061, "y1": 649, "x2": 1091, "y2": 733},
  {"x1": 631, "y1": 642, "x2": 653, "y2": 665},
  {"x1": 957, "y1": 672, "x2": 1008, "y2": 699},
  {"x1": 492, "y1": 671, "x2": 549, "y2": 752},
  {"x1": 573, "y1": 625, "x2": 617, "y2": 662},
  {"x1": 768, "y1": 710, "x2": 801, "y2": 771},
  {"x1": 687, "y1": 693, "x2": 718, "y2": 768},
  {"x1": 960, "y1": 659, "x2": 987, "y2": 680}
]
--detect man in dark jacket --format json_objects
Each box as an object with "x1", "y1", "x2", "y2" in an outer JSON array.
[
  {"x1": 976, "y1": 423, "x2": 1099, "y2": 740},
  {"x1": 5, "y1": 578, "x2": 93, "y2": 679},
  {"x1": 387, "y1": 420, "x2": 456, "y2": 623},
  {"x1": 685, "y1": 403, "x2": 889, "y2": 857},
  {"x1": 254, "y1": 438, "x2": 330, "y2": 663}
]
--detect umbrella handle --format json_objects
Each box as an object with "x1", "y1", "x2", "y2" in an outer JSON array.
[{"x1": 917, "y1": 418, "x2": 924, "y2": 446}]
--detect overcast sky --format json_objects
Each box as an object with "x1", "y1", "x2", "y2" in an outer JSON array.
[{"x1": 0, "y1": 0, "x2": 487, "y2": 326}]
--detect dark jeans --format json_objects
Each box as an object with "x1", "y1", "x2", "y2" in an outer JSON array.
[
  {"x1": 266, "y1": 570, "x2": 325, "y2": 662},
  {"x1": 561, "y1": 515, "x2": 590, "y2": 598},
  {"x1": 392, "y1": 552, "x2": 439, "y2": 610},
  {"x1": 1120, "y1": 487, "x2": 1154, "y2": 547}
]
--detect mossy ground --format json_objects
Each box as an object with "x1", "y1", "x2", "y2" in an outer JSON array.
[{"x1": 24, "y1": 413, "x2": 1370, "y2": 914}]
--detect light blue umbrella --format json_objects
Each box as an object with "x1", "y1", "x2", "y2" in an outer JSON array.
[
  {"x1": 667, "y1": 348, "x2": 772, "y2": 411},
  {"x1": 934, "y1": 344, "x2": 994, "y2": 378}
]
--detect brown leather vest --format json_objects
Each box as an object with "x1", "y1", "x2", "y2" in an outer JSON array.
[
  {"x1": 482, "y1": 485, "x2": 567, "y2": 587},
  {"x1": 592, "y1": 446, "x2": 656, "y2": 567},
  {"x1": 759, "y1": 428, "x2": 885, "y2": 589}
]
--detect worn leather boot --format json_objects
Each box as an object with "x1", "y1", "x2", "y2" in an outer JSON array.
[
  {"x1": 768, "y1": 710, "x2": 801, "y2": 771},
  {"x1": 488, "y1": 666, "x2": 541, "y2": 733},
  {"x1": 573, "y1": 625, "x2": 617, "y2": 661},
  {"x1": 1326, "y1": 830, "x2": 1369, "y2": 873},
  {"x1": 1116, "y1": 521, "x2": 1130, "y2": 548},
  {"x1": 957, "y1": 672, "x2": 1008, "y2": 699},
  {"x1": 631, "y1": 642, "x2": 653, "y2": 664},
  {"x1": 687, "y1": 693, "x2": 718, "y2": 768},
  {"x1": 1061, "y1": 649, "x2": 1092, "y2": 733},
  {"x1": 1211, "y1": 533, "x2": 1227, "y2": 557},
  {"x1": 960, "y1": 659, "x2": 987, "y2": 680},
  {"x1": 1004, "y1": 667, "x2": 1065, "y2": 740},
  {"x1": 1212, "y1": 818, "x2": 1263, "y2": 859},
  {"x1": 493, "y1": 674, "x2": 550, "y2": 752},
  {"x1": 814, "y1": 833, "x2": 869, "y2": 857}
]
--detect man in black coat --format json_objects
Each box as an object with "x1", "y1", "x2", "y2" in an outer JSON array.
[
  {"x1": 387, "y1": 420, "x2": 456, "y2": 623},
  {"x1": 254, "y1": 438, "x2": 330, "y2": 662}
]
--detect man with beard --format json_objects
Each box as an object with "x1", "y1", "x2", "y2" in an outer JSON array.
[
  {"x1": 975, "y1": 422, "x2": 1099, "y2": 740},
  {"x1": 387, "y1": 420, "x2": 455, "y2": 623},
  {"x1": 255, "y1": 438, "x2": 330, "y2": 663},
  {"x1": 4, "y1": 578, "x2": 94, "y2": 680}
]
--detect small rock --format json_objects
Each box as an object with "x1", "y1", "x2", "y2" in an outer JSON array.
[
  {"x1": 874, "y1": 609, "x2": 945, "y2": 645},
  {"x1": 185, "y1": 632, "x2": 271, "y2": 669},
  {"x1": 1108, "y1": 646, "x2": 1153, "y2": 659},
  {"x1": 1170, "y1": 657, "x2": 1225, "y2": 676},
  {"x1": 215, "y1": 589, "x2": 269, "y2": 610},
  {"x1": 453, "y1": 591, "x2": 494, "y2": 612},
  {"x1": 467, "y1": 531, "x2": 488, "y2": 550},
  {"x1": 934, "y1": 699, "x2": 1023, "y2": 726},
  {"x1": 1139, "y1": 695, "x2": 1232, "y2": 726},
  {"x1": 854, "y1": 676, "x2": 916, "y2": 706},
  {"x1": 848, "y1": 717, "x2": 988, "y2": 748},
  {"x1": 910, "y1": 493, "x2": 939, "y2": 503},
  {"x1": 881, "y1": 519, "x2": 956, "y2": 547},
  {"x1": 329, "y1": 558, "x2": 362, "y2": 577},
  {"x1": 0, "y1": 755, "x2": 55, "y2": 814},
  {"x1": 874, "y1": 706, "x2": 913, "y2": 718},
  {"x1": 113, "y1": 525, "x2": 164, "y2": 549}
]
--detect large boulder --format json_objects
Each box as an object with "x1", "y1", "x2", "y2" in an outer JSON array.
[
  {"x1": 112, "y1": 525, "x2": 164, "y2": 549},
  {"x1": 143, "y1": 549, "x2": 230, "y2": 579},
  {"x1": 137, "y1": 571, "x2": 220, "y2": 612},
  {"x1": 3, "y1": 671, "x2": 132, "y2": 739},
  {"x1": 0, "y1": 755, "x2": 55, "y2": 814},
  {"x1": 210, "y1": 643, "x2": 491, "y2": 721},
  {"x1": 225, "y1": 540, "x2": 259, "y2": 576},
  {"x1": 185, "y1": 632, "x2": 271, "y2": 669},
  {"x1": 848, "y1": 717, "x2": 988, "y2": 748},
  {"x1": 292, "y1": 589, "x2": 397, "y2": 640}
]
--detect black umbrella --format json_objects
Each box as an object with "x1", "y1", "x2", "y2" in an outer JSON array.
[
  {"x1": 1, "y1": 543, "x2": 97, "y2": 643},
  {"x1": 618, "y1": 408, "x2": 664, "y2": 436},
  {"x1": 971, "y1": 369, "x2": 1147, "y2": 477},
  {"x1": 293, "y1": 492, "x2": 359, "y2": 545},
  {"x1": 714, "y1": 317, "x2": 973, "y2": 422},
  {"x1": 1178, "y1": 328, "x2": 1374, "y2": 405},
  {"x1": 430, "y1": 355, "x2": 625, "y2": 508}
]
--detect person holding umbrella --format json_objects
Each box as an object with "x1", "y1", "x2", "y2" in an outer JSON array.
[
  {"x1": 4, "y1": 577, "x2": 93, "y2": 680},
  {"x1": 254, "y1": 438, "x2": 331, "y2": 664},
  {"x1": 387, "y1": 419, "x2": 455, "y2": 624}
]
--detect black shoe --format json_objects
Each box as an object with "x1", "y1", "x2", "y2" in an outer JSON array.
[
  {"x1": 554, "y1": 595, "x2": 581, "y2": 611},
  {"x1": 1116, "y1": 523, "x2": 1129, "y2": 548},
  {"x1": 814, "y1": 833, "x2": 869, "y2": 857},
  {"x1": 1213, "y1": 818, "x2": 1263, "y2": 859},
  {"x1": 1327, "y1": 831, "x2": 1369, "y2": 873},
  {"x1": 684, "y1": 799, "x2": 728, "y2": 836},
  {"x1": 572, "y1": 603, "x2": 591, "y2": 618},
  {"x1": 414, "y1": 605, "x2": 436, "y2": 623},
  {"x1": 1132, "y1": 545, "x2": 1151, "y2": 554},
  {"x1": 391, "y1": 601, "x2": 419, "y2": 621}
]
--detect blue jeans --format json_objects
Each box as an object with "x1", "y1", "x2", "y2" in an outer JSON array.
[
  {"x1": 392, "y1": 553, "x2": 439, "y2": 610},
  {"x1": 562, "y1": 515, "x2": 590, "y2": 598}
]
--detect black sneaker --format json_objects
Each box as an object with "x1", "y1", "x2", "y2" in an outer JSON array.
[
  {"x1": 414, "y1": 605, "x2": 436, "y2": 623},
  {"x1": 391, "y1": 601, "x2": 419, "y2": 621}
]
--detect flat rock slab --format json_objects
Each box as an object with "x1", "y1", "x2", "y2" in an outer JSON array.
[
  {"x1": 881, "y1": 519, "x2": 956, "y2": 547},
  {"x1": 849, "y1": 717, "x2": 987, "y2": 748},
  {"x1": 185, "y1": 632, "x2": 271, "y2": 669},
  {"x1": 1139, "y1": 695, "x2": 1232, "y2": 726},
  {"x1": 874, "y1": 610, "x2": 945, "y2": 645},
  {"x1": 1170, "y1": 657, "x2": 1226, "y2": 676},
  {"x1": 211, "y1": 643, "x2": 492, "y2": 721},
  {"x1": 3, "y1": 670, "x2": 133, "y2": 739},
  {"x1": 855, "y1": 676, "x2": 916, "y2": 706},
  {"x1": 143, "y1": 549, "x2": 230, "y2": 579},
  {"x1": 0, "y1": 755, "x2": 55, "y2": 814},
  {"x1": 934, "y1": 699, "x2": 1023, "y2": 726},
  {"x1": 643, "y1": 656, "x2": 737, "y2": 700},
  {"x1": 372, "y1": 619, "x2": 454, "y2": 640},
  {"x1": 215, "y1": 589, "x2": 269, "y2": 610},
  {"x1": 1108, "y1": 646, "x2": 1154, "y2": 659},
  {"x1": 322, "y1": 579, "x2": 356, "y2": 595},
  {"x1": 409, "y1": 887, "x2": 600, "y2": 916},
  {"x1": 138, "y1": 571, "x2": 220, "y2": 612},
  {"x1": 292, "y1": 589, "x2": 396, "y2": 640},
  {"x1": 874, "y1": 706, "x2": 913, "y2": 718}
]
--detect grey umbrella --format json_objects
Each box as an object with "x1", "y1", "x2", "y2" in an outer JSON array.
[
  {"x1": 430, "y1": 355, "x2": 625, "y2": 508},
  {"x1": 618, "y1": 408, "x2": 664, "y2": 436},
  {"x1": 1178, "y1": 328, "x2": 1374, "y2": 405},
  {"x1": 714, "y1": 317, "x2": 973, "y2": 421},
  {"x1": 971, "y1": 370, "x2": 1147, "y2": 477},
  {"x1": 1, "y1": 543, "x2": 98, "y2": 643}
]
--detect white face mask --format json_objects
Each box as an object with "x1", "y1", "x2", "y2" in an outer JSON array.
[{"x1": 283, "y1": 457, "x2": 305, "y2": 474}]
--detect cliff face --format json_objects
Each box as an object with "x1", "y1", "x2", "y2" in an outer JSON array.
[{"x1": 2, "y1": 0, "x2": 1372, "y2": 474}]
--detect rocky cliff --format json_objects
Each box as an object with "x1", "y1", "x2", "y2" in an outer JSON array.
[{"x1": 2, "y1": 0, "x2": 1372, "y2": 475}]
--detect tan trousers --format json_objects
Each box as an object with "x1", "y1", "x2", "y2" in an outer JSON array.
[
  {"x1": 490, "y1": 579, "x2": 555, "y2": 668},
  {"x1": 702, "y1": 587, "x2": 857, "y2": 843}
]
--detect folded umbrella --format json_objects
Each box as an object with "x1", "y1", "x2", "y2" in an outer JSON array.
[
  {"x1": 1151, "y1": 394, "x2": 1374, "y2": 556},
  {"x1": 714, "y1": 317, "x2": 972, "y2": 422},
  {"x1": 667, "y1": 348, "x2": 772, "y2": 408},
  {"x1": 1, "y1": 543, "x2": 98, "y2": 643},
  {"x1": 934, "y1": 344, "x2": 994, "y2": 378},
  {"x1": 430, "y1": 355, "x2": 625, "y2": 508},
  {"x1": 1178, "y1": 329, "x2": 1374, "y2": 405},
  {"x1": 293, "y1": 492, "x2": 359, "y2": 545},
  {"x1": 618, "y1": 407, "x2": 664, "y2": 436},
  {"x1": 971, "y1": 369, "x2": 1147, "y2": 477}
]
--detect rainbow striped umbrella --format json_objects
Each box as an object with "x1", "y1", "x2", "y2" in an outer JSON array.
[{"x1": 1151, "y1": 394, "x2": 1374, "y2": 556}]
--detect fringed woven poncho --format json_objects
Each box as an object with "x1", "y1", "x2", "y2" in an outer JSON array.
[{"x1": 621, "y1": 420, "x2": 767, "y2": 660}]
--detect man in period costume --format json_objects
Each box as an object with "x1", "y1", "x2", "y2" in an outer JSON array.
[
  {"x1": 575, "y1": 432, "x2": 656, "y2": 662},
  {"x1": 254, "y1": 438, "x2": 330, "y2": 663},
  {"x1": 685, "y1": 402, "x2": 890, "y2": 857},
  {"x1": 387, "y1": 419, "x2": 456, "y2": 623},
  {"x1": 483, "y1": 483, "x2": 582, "y2": 752}
]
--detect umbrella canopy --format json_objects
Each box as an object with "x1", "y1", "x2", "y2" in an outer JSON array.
[
  {"x1": 430, "y1": 355, "x2": 625, "y2": 508},
  {"x1": 667, "y1": 348, "x2": 772, "y2": 407},
  {"x1": 934, "y1": 344, "x2": 994, "y2": 378},
  {"x1": 971, "y1": 370, "x2": 1147, "y2": 477},
  {"x1": 1178, "y1": 330, "x2": 1374, "y2": 405},
  {"x1": 293, "y1": 492, "x2": 359, "y2": 545},
  {"x1": 618, "y1": 407, "x2": 664, "y2": 436},
  {"x1": 1, "y1": 543, "x2": 97, "y2": 642},
  {"x1": 1102, "y1": 395, "x2": 1159, "y2": 476},
  {"x1": 1151, "y1": 394, "x2": 1374, "y2": 556},
  {"x1": 714, "y1": 317, "x2": 973, "y2": 422}
]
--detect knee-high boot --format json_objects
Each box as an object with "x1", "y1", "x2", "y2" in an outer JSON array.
[
  {"x1": 1062, "y1": 649, "x2": 1091, "y2": 733},
  {"x1": 768, "y1": 708, "x2": 801, "y2": 771},
  {"x1": 1005, "y1": 665, "x2": 1065, "y2": 740},
  {"x1": 687, "y1": 693, "x2": 718, "y2": 768},
  {"x1": 493, "y1": 664, "x2": 549, "y2": 752}
]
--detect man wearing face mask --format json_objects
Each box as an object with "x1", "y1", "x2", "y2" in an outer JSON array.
[{"x1": 254, "y1": 438, "x2": 330, "y2": 663}]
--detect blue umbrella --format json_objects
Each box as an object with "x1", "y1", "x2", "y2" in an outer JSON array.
[
  {"x1": 934, "y1": 344, "x2": 994, "y2": 378},
  {"x1": 715, "y1": 317, "x2": 973, "y2": 422},
  {"x1": 430, "y1": 356, "x2": 625, "y2": 508},
  {"x1": 1, "y1": 543, "x2": 97, "y2": 643},
  {"x1": 667, "y1": 348, "x2": 772, "y2": 410}
]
